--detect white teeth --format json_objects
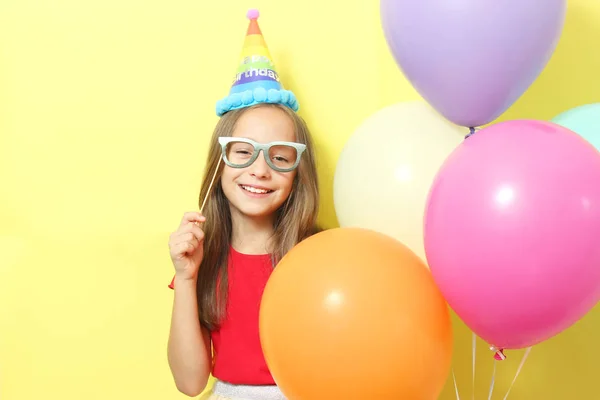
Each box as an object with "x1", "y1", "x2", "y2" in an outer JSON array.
[{"x1": 241, "y1": 185, "x2": 271, "y2": 194}]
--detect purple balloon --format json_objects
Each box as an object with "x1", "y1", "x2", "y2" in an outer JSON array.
[
  {"x1": 424, "y1": 120, "x2": 600, "y2": 350},
  {"x1": 380, "y1": 0, "x2": 566, "y2": 127}
]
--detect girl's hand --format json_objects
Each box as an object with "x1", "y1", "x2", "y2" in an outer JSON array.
[{"x1": 169, "y1": 212, "x2": 206, "y2": 281}]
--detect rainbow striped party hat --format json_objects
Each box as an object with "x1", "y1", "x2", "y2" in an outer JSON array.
[{"x1": 215, "y1": 9, "x2": 299, "y2": 116}]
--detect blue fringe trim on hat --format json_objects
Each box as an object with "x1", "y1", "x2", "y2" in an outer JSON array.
[{"x1": 215, "y1": 87, "x2": 299, "y2": 116}]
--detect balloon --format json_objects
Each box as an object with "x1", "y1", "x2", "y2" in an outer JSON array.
[
  {"x1": 333, "y1": 101, "x2": 464, "y2": 261},
  {"x1": 380, "y1": 0, "x2": 566, "y2": 127},
  {"x1": 424, "y1": 120, "x2": 600, "y2": 350},
  {"x1": 259, "y1": 228, "x2": 453, "y2": 400},
  {"x1": 552, "y1": 103, "x2": 600, "y2": 151}
]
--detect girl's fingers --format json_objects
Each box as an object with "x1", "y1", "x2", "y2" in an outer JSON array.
[
  {"x1": 169, "y1": 212, "x2": 206, "y2": 258},
  {"x1": 179, "y1": 224, "x2": 205, "y2": 242},
  {"x1": 179, "y1": 212, "x2": 206, "y2": 228},
  {"x1": 172, "y1": 241, "x2": 195, "y2": 257},
  {"x1": 170, "y1": 233, "x2": 199, "y2": 252}
]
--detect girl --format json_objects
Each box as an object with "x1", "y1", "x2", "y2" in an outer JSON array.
[
  {"x1": 167, "y1": 11, "x2": 320, "y2": 398},
  {"x1": 167, "y1": 102, "x2": 320, "y2": 400}
]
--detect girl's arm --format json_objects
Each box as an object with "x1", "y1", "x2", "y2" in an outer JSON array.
[{"x1": 167, "y1": 276, "x2": 212, "y2": 397}]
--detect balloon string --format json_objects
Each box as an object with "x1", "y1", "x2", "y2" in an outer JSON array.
[
  {"x1": 487, "y1": 359, "x2": 497, "y2": 400},
  {"x1": 200, "y1": 157, "x2": 222, "y2": 213},
  {"x1": 502, "y1": 347, "x2": 532, "y2": 400},
  {"x1": 465, "y1": 126, "x2": 476, "y2": 139},
  {"x1": 452, "y1": 369, "x2": 461, "y2": 400},
  {"x1": 472, "y1": 332, "x2": 477, "y2": 400}
]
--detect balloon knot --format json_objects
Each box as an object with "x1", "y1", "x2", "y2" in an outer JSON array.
[
  {"x1": 465, "y1": 126, "x2": 476, "y2": 139},
  {"x1": 490, "y1": 346, "x2": 506, "y2": 361}
]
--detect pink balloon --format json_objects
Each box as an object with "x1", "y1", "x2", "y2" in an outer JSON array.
[{"x1": 424, "y1": 120, "x2": 600, "y2": 350}]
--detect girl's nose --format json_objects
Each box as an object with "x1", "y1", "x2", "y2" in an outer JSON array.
[{"x1": 248, "y1": 151, "x2": 271, "y2": 178}]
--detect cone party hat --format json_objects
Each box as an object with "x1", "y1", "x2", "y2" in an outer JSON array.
[{"x1": 216, "y1": 9, "x2": 299, "y2": 116}]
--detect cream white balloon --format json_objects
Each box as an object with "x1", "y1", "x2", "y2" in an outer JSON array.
[{"x1": 333, "y1": 101, "x2": 465, "y2": 262}]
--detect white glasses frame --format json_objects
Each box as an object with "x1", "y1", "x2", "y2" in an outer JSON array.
[{"x1": 218, "y1": 137, "x2": 307, "y2": 173}]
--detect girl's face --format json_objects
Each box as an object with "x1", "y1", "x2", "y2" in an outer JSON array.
[{"x1": 220, "y1": 106, "x2": 298, "y2": 221}]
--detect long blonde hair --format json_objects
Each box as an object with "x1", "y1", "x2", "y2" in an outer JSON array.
[{"x1": 196, "y1": 103, "x2": 320, "y2": 330}]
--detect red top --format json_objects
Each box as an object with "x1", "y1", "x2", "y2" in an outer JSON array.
[{"x1": 168, "y1": 247, "x2": 275, "y2": 385}]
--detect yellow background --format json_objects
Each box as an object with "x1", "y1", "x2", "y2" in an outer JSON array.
[{"x1": 1, "y1": 0, "x2": 599, "y2": 399}]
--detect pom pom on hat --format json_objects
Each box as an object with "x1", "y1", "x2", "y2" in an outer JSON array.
[
  {"x1": 215, "y1": 9, "x2": 299, "y2": 116},
  {"x1": 246, "y1": 9, "x2": 259, "y2": 19}
]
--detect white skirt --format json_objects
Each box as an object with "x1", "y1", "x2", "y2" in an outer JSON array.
[{"x1": 199, "y1": 380, "x2": 287, "y2": 400}]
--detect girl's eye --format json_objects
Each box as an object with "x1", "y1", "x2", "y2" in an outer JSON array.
[
  {"x1": 273, "y1": 156, "x2": 289, "y2": 162},
  {"x1": 236, "y1": 150, "x2": 252, "y2": 155}
]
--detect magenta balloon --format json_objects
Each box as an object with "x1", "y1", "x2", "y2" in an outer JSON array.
[
  {"x1": 380, "y1": 0, "x2": 566, "y2": 127},
  {"x1": 424, "y1": 120, "x2": 600, "y2": 350}
]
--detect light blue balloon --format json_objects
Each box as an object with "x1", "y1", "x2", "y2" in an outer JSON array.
[{"x1": 552, "y1": 103, "x2": 600, "y2": 151}]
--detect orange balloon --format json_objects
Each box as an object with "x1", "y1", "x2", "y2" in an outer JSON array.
[{"x1": 259, "y1": 228, "x2": 452, "y2": 400}]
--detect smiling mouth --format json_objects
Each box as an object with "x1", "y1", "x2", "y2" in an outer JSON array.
[{"x1": 239, "y1": 184, "x2": 274, "y2": 194}]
